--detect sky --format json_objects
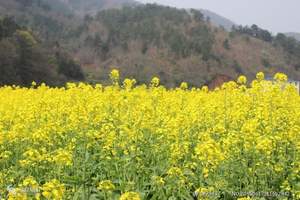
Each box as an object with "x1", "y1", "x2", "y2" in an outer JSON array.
[{"x1": 137, "y1": 0, "x2": 300, "y2": 33}]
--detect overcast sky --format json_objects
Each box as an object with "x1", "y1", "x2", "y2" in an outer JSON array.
[{"x1": 138, "y1": 0, "x2": 300, "y2": 33}]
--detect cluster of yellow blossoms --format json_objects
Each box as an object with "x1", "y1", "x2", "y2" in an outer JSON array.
[
  {"x1": 7, "y1": 178, "x2": 64, "y2": 200},
  {"x1": 0, "y1": 70, "x2": 299, "y2": 199}
]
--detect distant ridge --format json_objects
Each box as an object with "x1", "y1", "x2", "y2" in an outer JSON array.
[
  {"x1": 56, "y1": 0, "x2": 139, "y2": 16},
  {"x1": 200, "y1": 9, "x2": 236, "y2": 31},
  {"x1": 285, "y1": 32, "x2": 300, "y2": 41}
]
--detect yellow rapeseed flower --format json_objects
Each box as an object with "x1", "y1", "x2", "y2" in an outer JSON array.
[
  {"x1": 256, "y1": 72, "x2": 265, "y2": 81},
  {"x1": 53, "y1": 149, "x2": 73, "y2": 166},
  {"x1": 237, "y1": 75, "x2": 247, "y2": 85},
  {"x1": 150, "y1": 77, "x2": 160, "y2": 87},
  {"x1": 119, "y1": 192, "x2": 141, "y2": 200},
  {"x1": 274, "y1": 72, "x2": 288, "y2": 82},
  {"x1": 97, "y1": 180, "x2": 115, "y2": 191},
  {"x1": 41, "y1": 179, "x2": 65, "y2": 200},
  {"x1": 180, "y1": 82, "x2": 188, "y2": 90},
  {"x1": 110, "y1": 69, "x2": 120, "y2": 85}
]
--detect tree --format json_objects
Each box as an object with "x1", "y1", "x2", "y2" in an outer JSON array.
[
  {"x1": 56, "y1": 52, "x2": 85, "y2": 81},
  {"x1": 189, "y1": 25, "x2": 214, "y2": 59},
  {"x1": 233, "y1": 24, "x2": 273, "y2": 42},
  {"x1": 190, "y1": 9, "x2": 204, "y2": 22},
  {"x1": 14, "y1": 30, "x2": 57, "y2": 85},
  {"x1": 275, "y1": 33, "x2": 300, "y2": 56},
  {"x1": 223, "y1": 39, "x2": 230, "y2": 50},
  {"x1": 0, "y1": 39, "x2": 21, "y2": 85},
  {"x1": 0, "y1": 17, "x2": 20, "y2": 40}
]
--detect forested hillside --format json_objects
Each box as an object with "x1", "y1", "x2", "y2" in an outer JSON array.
[
  {"x1": 72, "y1": 5, "x2": 300, "y2": 86},
  {"x1": 1, "y1": 1, "x2": 300, "y2": 87},
  {"x1": 0, "y1": 16, "x2": 84, "y2": 86}
]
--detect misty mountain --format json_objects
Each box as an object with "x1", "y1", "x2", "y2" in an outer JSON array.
[
  {"x1": 57, "y1": 0, "x2": 139, "y2": 16},
  {"x1": 285, "y1": 32, "x2": 300, "y2": 41},
  {"x1": 200, "y1": 9, "x2": 236, "y2": 31}
]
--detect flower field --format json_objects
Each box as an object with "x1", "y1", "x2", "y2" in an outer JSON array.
[{"x1": 0, "y1": 71, "x2": 299, "y2": 200}]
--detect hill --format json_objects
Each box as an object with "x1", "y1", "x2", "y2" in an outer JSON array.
[
  {"x1": 200, "y1": 9, "x2": 236, "y2": 31},
  {"x1": 1, "y1": 1, "x2": 300, "y2": 87},
  {"x1": 71, "y1": 5, "x2": 300, "y2": 86}
]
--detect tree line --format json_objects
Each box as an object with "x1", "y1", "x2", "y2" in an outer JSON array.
[{"x1": 232, "y1": 24, "x2": 300, "y2": 57}]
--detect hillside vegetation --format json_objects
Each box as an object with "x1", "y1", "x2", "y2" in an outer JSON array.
[
  {"x1": 0, "y1": 16, "x2": 84, "y2": 86},
  {"x1": 0, "y1": 1, "x2": 300, "y2": 86},
  {"x1": 73, "y1": 5, "x2": 300, "y2": 86}
]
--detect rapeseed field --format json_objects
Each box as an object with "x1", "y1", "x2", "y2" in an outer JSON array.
[{"x1": 0, "y1": 71, "x2": 299, "y2": 200}]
